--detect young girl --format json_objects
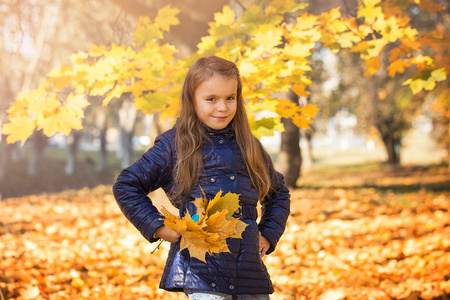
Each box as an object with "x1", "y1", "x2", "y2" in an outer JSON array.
[{"x1": 113, "y1": 56, "x2": 290, "y2": 299}]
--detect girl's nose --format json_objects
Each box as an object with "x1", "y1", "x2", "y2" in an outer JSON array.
[{"x1": 217, "y1": 100, "x2": 227, "y2": 112}]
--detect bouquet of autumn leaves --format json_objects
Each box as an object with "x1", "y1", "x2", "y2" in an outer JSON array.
[{"x1": 160, "y1": 190, "x2": 248, "y2": 263}]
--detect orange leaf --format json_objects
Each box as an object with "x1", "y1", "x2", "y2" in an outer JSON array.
[
  {"x1": 205, "y1": 209, "x2": 238, "y2": 240},
  {"x1": 292, "y1": 82, "x2": 310, "y2": 97},
  {"x1": 364, "y1": 56, "x2": 381, "y2": 76},
  {"x1": 387, "y1": 58, "x2": 411, "y2": 77},
  {"x1": 300, "y1": 104, "x2": 320, "y2": 119}
]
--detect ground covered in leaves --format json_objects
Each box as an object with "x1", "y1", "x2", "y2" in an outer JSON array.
[{"x1": 1, "y1": 165, "x2": 449, "y2": 299}]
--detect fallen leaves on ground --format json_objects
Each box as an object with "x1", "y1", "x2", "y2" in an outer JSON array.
[{"x1": 0, "y1": 167, "x2": 449, "y2": 300}]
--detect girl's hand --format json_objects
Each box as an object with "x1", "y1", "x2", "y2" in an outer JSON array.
[
  {"x1": 155, "y1": 225, "x2": 181, "y2": 243},
  {"x1": 259, "y1": 232, "x2": 270, "y2": 258}
]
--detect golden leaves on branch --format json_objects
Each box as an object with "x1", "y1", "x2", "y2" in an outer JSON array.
[
  {"x1": 3, "y1": 0, "x2": 449, "y2": 145},
  {"x1": 2, "y1": 5, "x2": 181, "y2": 145},
  {"x1": 161, "y1": 190, "x2": 247, "y2": 263}
]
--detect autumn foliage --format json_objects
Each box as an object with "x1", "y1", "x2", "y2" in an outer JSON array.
[
  {"x1": 162, "y1": 190, "x2": 248, "y2": 262},
  {"x1": 1, "y1": 167, "x2": 449, "y2": 299},
  {"x1": 2, "y1": 0, "x2": 448, "y2": 144}
]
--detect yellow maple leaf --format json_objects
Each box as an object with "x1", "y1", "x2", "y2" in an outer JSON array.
[
  {"x1": 205, "y1": 232, "x2": 229, "y2": 253},
  {"x1": 411, "y1": 55, "x2": 433, "y2": 66},
  {"x1": 47, "y1": 64, "x2": 73, "y2": 90},
  {"x1": 88, "y1": 44, "x2": 108, "y2": 57},
  {"x1": 133, "y1": 19, "x2": 162, "y2": 46},
  {"x1": 206, "y1": 191, "x2": 241, "y2": 220},
  {"x1": 250, "y1": 117, "x2": 284, "y2": 140},
  {"x1": 161, "y1": 190, "x2": 247, "y2": 263},
  {"x1": 134, "y1": 91, "x2": 171, "y2": 115},
  {"x1": 336, "y1": 31, "x2": 361, "y2": 48},
  {"x1": 161, "y1": 207, "x2": 185, "y2": 232},
  {"x1": 182, "y1": 211, "x2": 213, "y2": 262},
  {"x1": 6, "y1": 92, "x2": 30, "y2": 117},
  {"x1": 159, "y1": 43, "x2": 178, "y2": 63},
  {"x1": 103, "y1": 84, "x2": 127, "y2": 106},
  {"x1": 155, "y1": 5, "x2": 180, "y2": 32},
  {"x1": 28, "y1": 93, "x2": 60, "y2": 116},
  {"x1": 2, "y1": 117, "x2": 36, "y2": 145},
  {"x1": 198, "y1": 36, "x2": 218, "y2": 55},
  {"x1": 254, "y1": 24, "x2": 283, "y2": 51},
  {"x1": 404, "y1": 68, "x2": 447, "y2": 94},
  {"x1": 205, "y1": 209, "x2": 237, "y2": 240},
  {"x1": 214, "y1": 6, "x2": 235, "y2": 26},
  {"x1": 180, "y1": 233, "x2": 210, "y2": 262},
  {"x1": 38, "y1": 111, "x2": 83, "y2": 137},
  {"x1": 64, "y1": 93, "x2": 89, "y2": 119},
  {"x1": 70, "y1": 50, "x2": 88, "y2": 64},
  {"x1": 295, "y1": 14, "x2": 318, "y2": 31},
  {"x1": 90, "y1": 81, "x2": 115, "y2": 97},
  {"x1": 230, "y1": 220, "x2": 248, "y2": 239},
  {"x1": 283, "y1": 42, "x2": 315, "y2": 58},
  {"x1": 358, "y1": 0, "x2": 383, "y2": 24},
  {"x1": 238, "y1": 61, "x2": 258, "y2": 77}
]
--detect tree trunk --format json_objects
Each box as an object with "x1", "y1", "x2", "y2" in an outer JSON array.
[
  {"x1": 65, "y1": 130, "x2": 82, "y2": 176},
  {"x1": 28, "y1": 130, "x2": 47, "y2": 176},
  {"x1": 118, "y1": 94, "x2": 137, "y2": 169},
  {"x1": 147, "y1": 111, "x2": 174, "y2": 147},
  {"x1": 376, "y1": 120, "x2": 401, "y2": 165},
  {"x1": 18, "y1": 5, "x2": 53, "y2": 92},
  {"x1": 301, "y1": 128, "x2": 314, "y2": 172},
  {"x1": 95, "y1": 108, "x2": 108, "y2": 173},
  {"x1": 274, "y1": 90, "x2": 302, "y2": 188},
  {"x1": 278, "y1": 118, "x2": 301, "y2": 188},
  {"x1": 0, "y1": 138, "x2": 11, "y2": 180}
]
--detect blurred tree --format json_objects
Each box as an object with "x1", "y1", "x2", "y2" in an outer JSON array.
[
  {"x1": 2, "y1": 0, "x2": 449, "y2": 180},
  {"x1": 409, "y1": 1, "x2": 450, "y2": 167},
  {"x1": 311, "y1": 47, "x2": 417, "y2": 165},
  {"x1": 276, "y1": 0, "x2": 358, "y2": 185},
  {"x1": 310, "y1": 1, "x2": 449, "y2": 166},
  {"x1": 0, "y1": 0, "x2": 137, "y2": 176}
]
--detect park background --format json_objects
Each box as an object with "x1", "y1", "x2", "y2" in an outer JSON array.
[{"x1": 0, "y1": 0, "x2": 449, "y2": 299}]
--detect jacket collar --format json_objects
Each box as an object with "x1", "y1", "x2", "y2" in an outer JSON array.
[{"x1": 203, "y1": 123, "x2": 235, "y2": 136}]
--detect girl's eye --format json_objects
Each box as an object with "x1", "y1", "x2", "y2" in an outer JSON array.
[
  {"x1": 227, "y1": 96, "x2": 236, "y2": 100},
  {"x1": 206, "y1": 98, "x2": 215, "y2": 101}
]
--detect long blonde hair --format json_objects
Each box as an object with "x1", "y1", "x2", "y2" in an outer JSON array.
[{"x1": 172, "y1": 56, "x2": 277, "y2": 203}]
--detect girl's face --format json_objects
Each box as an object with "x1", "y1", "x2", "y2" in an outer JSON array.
[{"x1": 193, "y1": 75, "x2": 237, "y2": 130}]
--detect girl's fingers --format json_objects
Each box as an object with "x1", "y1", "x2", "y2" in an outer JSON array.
[{"x1": 259, "y1": 232, "x2": 270, "y2": 258}]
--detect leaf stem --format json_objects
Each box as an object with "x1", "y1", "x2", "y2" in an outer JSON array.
[{"x1": 151, "y1": 239, "x2": 164, "y2": 254}]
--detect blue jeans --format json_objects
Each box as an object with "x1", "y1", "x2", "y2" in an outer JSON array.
[{"x1": 184, "y1": 289, "x2": 270, "y2": 300}]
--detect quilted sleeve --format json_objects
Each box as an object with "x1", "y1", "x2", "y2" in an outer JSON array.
[
  {"x1": 258, "y1": 171, "x2": 291, "y2": 255},
  {"x1": 112, "y1": 131, "x2": 175, "y2": 243}
]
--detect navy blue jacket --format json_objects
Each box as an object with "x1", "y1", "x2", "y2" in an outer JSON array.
[{"x1": 112, "y1": 125, "x2": 290, "y2": 295}]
